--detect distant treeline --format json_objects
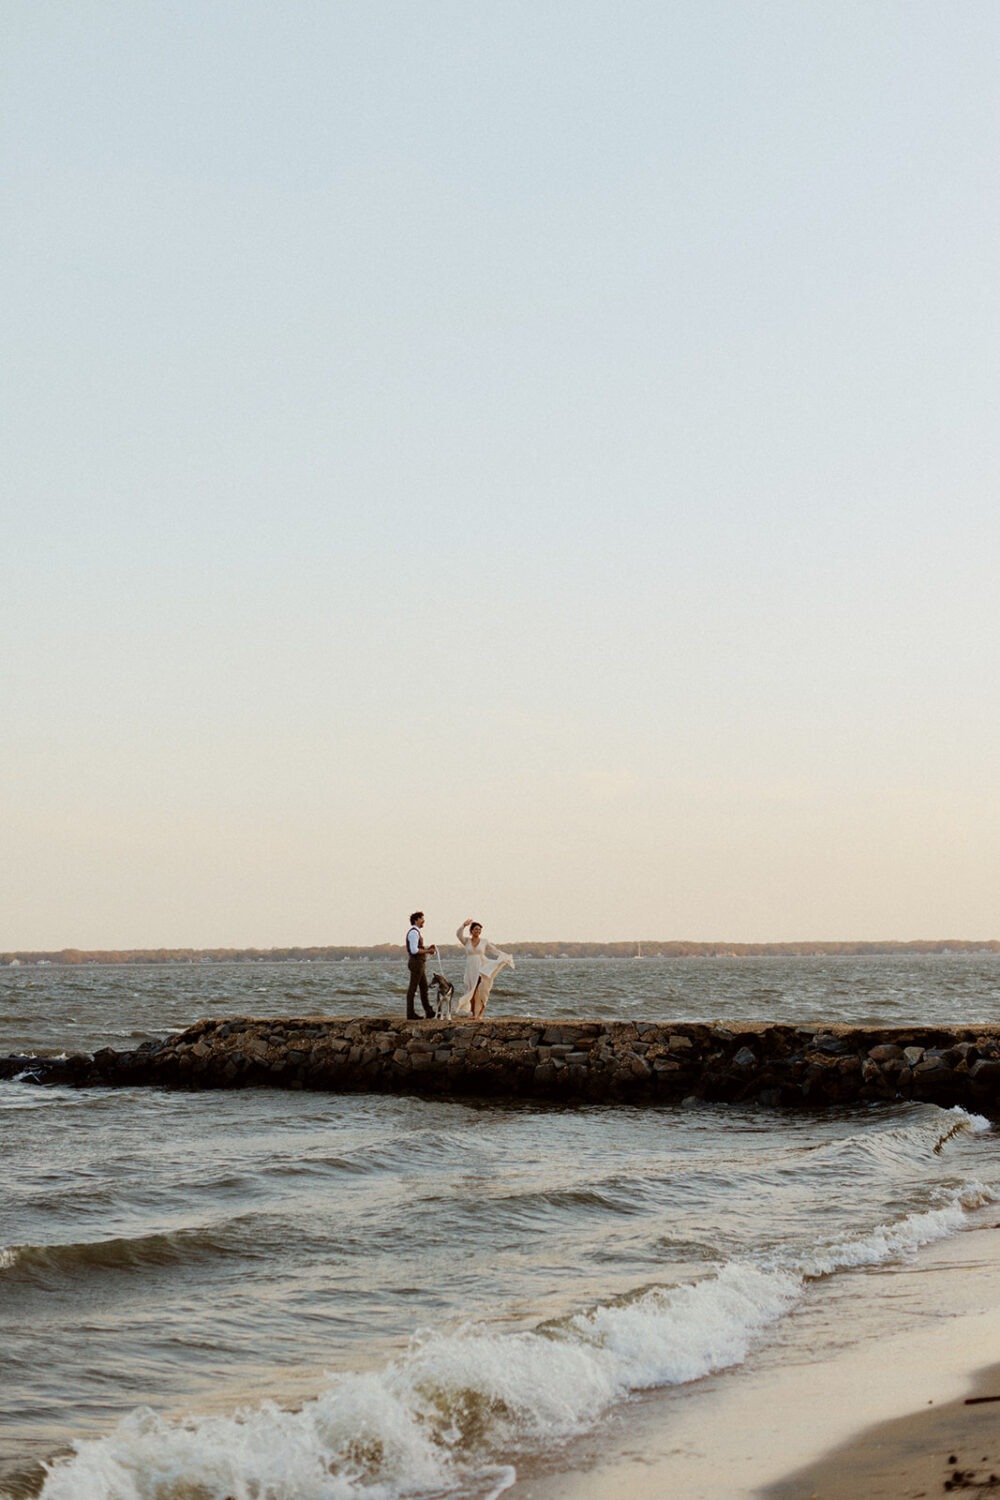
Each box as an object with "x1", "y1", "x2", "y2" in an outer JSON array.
[{"x1": 3, "y1": 940, "x2": 999, "y2": 966}]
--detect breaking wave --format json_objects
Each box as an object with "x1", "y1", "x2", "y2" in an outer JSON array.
[{"x1": 28, "y1": 1174, "x2": 995, "y2": 1500}]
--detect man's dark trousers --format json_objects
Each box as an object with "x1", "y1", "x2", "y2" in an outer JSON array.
[{"x1": 407, "y1": 954, "x2": 433, "y2": 1019}]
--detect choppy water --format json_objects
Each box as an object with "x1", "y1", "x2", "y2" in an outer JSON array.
[{"x1": 2, "y1": 955, "x2": 999, "y2": 1499}]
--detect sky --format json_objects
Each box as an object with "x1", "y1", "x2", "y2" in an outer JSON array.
[{"x1": 3, "y1": 1, "x2": 999, "y2": 950}]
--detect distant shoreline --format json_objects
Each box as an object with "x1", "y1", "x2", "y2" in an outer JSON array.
[{"x1": 3, "y1": 939, "x2": 999, "y2": 966}]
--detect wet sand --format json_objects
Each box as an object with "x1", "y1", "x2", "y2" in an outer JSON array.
[
  {"x1": 764, "y1": 1363, "x2": 1000, "y2": 1498},
  {"x1": 516, "y1": 1222, "x2": 1000, "y2": 1500}
]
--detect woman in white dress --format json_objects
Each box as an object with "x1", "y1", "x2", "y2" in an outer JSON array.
[{"x1": 455, "y1": 919, "x2": 514, "y2": 1018}]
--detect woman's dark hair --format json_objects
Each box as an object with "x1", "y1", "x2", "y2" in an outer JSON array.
[
  {"x1": 470, "y1": 920, "x2": 482, "y2": 929},
  {"x1": 410, "y1": 911, "x2": 423, "y2": 925}
]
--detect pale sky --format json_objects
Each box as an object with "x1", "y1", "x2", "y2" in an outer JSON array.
[{"x1": 3, "y1": 2, "x2": 999, "y2": 950}]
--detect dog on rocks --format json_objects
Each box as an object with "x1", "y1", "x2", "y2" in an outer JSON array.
[{"x1": 430, "y1": 972, "x2": 455, "y2": 1019}]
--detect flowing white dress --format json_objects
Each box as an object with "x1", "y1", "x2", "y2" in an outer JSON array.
[{"x1": 455, "y1": 925, "x2": 514, "y2": 1015}]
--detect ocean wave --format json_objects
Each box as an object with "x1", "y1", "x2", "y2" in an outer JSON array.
[
  {"x1": 24, "y1": 1171, "x2": 999, "y2": 1500},
  {"x1": 797, "y1": 1179, "x2": 998, "y2": 1278},
  {"x1": 453, "y1": 1181, "x2": 652, "y2": 1231},
  {"x1": 0, "y1": 1226, "x2": 244, "y2": 1283},
  {"x1": 0, "y1": 1087, "x2": 76, "y2": 1111},
  {"x1": 779, "y1": 1102, "x2": 991, "y2": 1178},
  {"x1": 31, "y1": 1261, "x2": 799, "y2": 1500},
  {"x1": 568, "y1": 1261, "x2": 800, "y2": 1386},
  {"x1": 933, "y1": 1105, "x2": 991, "y2": 1150}
]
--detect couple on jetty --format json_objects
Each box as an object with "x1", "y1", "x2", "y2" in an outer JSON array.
[{"x1": 405, "y1": 913, "x2": 514, "y2": 1021}]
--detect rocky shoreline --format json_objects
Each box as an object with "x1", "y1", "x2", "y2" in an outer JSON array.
[{"x1": 5, "y1": 1016, "x2": 1000, "y2": 1111}]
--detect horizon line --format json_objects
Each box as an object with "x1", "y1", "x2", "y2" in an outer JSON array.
[{"x1": 4, "y1": 937, "x2": 999, "y2": 963}]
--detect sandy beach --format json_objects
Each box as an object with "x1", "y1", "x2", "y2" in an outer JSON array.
[
  {"x1": 517, "y1": 1219, "x2": 1000, "y2": 1500},
  {"x1": 764, "y1": 1362, "x2": 1000, "y2": 1498}
]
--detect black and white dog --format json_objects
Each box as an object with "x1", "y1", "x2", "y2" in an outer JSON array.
[{"x1": 430, "y1": 972, "x2": 455, "y2": 1019}]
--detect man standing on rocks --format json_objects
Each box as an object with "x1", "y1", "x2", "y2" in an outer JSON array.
[{"x1": 405, "y1": 911, "x2": 437, "y2": 1020}]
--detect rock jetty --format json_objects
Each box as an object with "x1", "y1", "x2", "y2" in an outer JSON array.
[{"x1": 5, "y1": 1017, "x2": 1000, "y2": 1112}]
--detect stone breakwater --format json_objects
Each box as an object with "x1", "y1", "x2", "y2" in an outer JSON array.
[{"x1": 5, "y1": 1017, "x2": 1000, "y2": 1111}]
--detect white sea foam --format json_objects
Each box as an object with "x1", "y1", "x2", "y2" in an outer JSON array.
[
  {"x1": 798, "y1": 1180, "x2": 998, "y2": 1278},
  {"x1": 570, "y1": 1261, "x2": 801, "y2": 1388}
]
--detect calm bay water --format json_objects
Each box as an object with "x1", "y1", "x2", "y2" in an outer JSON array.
[{"x1": 2, "y1": 955, "x2": 999, "y2": 1499}]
